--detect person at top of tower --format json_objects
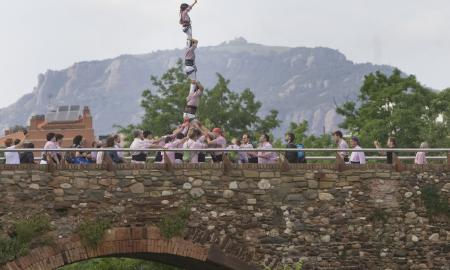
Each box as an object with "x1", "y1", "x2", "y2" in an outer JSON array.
[{"x1": 180, "y1": 0, "x2": 198, "y2": 41}]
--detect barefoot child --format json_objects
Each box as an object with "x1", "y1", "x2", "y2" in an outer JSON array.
[{"x1": 179, "y1": 0, "x2": 198, "y2": 41}]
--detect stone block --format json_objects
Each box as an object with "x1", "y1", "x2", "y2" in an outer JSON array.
[
  {"x1": 243, "y1": 170, "x2": 259, "y2": 178},
  {"x1": 319, "y1": 181, "x2": 335, "y2": 189}
]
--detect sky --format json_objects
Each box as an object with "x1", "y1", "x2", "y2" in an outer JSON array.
[{"x1": 1, "y1": 0, "x2": 450, "y2": 108}]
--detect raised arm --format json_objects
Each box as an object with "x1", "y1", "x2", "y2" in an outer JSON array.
[{"x1": 191, "y1": 0, "x2": 198, "y2": 8}]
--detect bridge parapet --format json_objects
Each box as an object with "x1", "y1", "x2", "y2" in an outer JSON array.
[{"x1": 0, "y1": 164, "x2": 449, "y2": 269}]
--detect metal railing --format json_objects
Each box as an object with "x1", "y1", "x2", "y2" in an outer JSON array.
[{"x1": 0, "y1": 148, "x2": 449, "y2": 162}]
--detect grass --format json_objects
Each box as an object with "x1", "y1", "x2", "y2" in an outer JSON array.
[{"x1": 60, "y1": 258, "x2": 183, "y2": 270}]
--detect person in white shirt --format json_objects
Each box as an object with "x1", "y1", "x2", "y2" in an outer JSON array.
[
  {"x1": 4, "y1": 138, "x2": 22, "y2": 165},
  {"x1": 241, "y1": 133, "x2": 257, "y2": 163},
  {"x1": 130, "y1": 130, "x2": 153, "y2": 164},
  {"x1": 349, "y1": 137, "x2": 366, "y2": 165},
  {"x1": 333, "y1": 130, "x2": 349, "y2": 162},
  {"x1": 206, "y1": 128, "x2": 227, "y2": 163},
  {"x1": 162, "y1": 133, "x2": 188, "y2": 164},
  {"x1": 113, "y1": 134, "x2": 124, "y2": 159},
  {"x1": 257, "y1": 134, "x2": 278, "y2": 164},
  {"x1": 42, "y1": 133, "x2": 59, "y2": 164}
]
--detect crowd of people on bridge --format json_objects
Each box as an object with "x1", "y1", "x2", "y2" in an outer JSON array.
[{"x1": 2, "y1": 127, "x2": 431, "y2": 166}]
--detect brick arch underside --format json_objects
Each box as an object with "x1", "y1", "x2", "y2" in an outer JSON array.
[{"x1": 2, "y1": 227, "x2": 259, "y2": 270}]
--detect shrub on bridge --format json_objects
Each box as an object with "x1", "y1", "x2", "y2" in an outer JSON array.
[
  {"x1": 78, "y1": 219, "x2": 111, "y2": 248},
  {"x1": 158, "y1": 208, "x2": 190, "y2": 239},
  {"x1": 0, "y1": 214, "x2": 51, "y2": 264},
  {"x1": 421, "y1": 185, "x2": 450, "y2": 218}
]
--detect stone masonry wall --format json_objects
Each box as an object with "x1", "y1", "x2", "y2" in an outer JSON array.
[{"x1": 0, "y1": 164, "x2": 449, "y2": 270}]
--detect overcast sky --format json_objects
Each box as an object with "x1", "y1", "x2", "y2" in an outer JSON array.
[{"x1": 1, "y1": 0, "x2": 449, "y2": 108}]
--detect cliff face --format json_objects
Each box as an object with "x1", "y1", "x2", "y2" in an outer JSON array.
[{"x1": 0, "y1": 38, "x2": 394, "y2": 136}]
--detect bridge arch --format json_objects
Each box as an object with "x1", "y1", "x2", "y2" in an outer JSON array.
[{"x1": 3, "y1": 226, "x2": 258, "y2": 270}]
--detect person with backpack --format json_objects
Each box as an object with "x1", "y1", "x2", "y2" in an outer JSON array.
[
  {"x1": 179, "y1": 1, "x2": 198, "y2": 42},
  {"x1": 284, "y1": 133, "x2": 306, "y2": 163}
]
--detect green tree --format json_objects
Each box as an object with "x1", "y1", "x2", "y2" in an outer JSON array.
[
  {"x1": 336, "y1": 69, "x2": 444, "y2": 147},
  {"x1": 118, "y1": 60, "x2": 280, "y2": 141}
]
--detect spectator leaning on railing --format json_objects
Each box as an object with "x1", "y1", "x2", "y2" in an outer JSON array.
[
  {"x1": 4, "y1": 138, "x2": 23, "y2": 165},
  {"x1": 374, "y1": 137, "x2": 398, "y2": 164},
  {"x1": 349, "y1": 137, "x2": 366, "y2": 164},
  {"x1": 285, "y1": 132, "x2": 298, "y2": 164},
  {"x1": 333, "y1": 130, "x2": 349, "y2": 162},
  {"x1": 257, "y1": 134, "x2": 278, "y2": 164},
  {"x1": 241, "y1": 133, "x2": 257, "y2": 163}
]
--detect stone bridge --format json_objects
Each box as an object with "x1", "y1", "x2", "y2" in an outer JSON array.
[{"x1": 0, "y1": 163, "x2": 450, "y2": 270}]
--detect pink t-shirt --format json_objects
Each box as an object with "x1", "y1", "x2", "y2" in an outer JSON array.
[
  {"x1": 258, "y1": 142, "x2": 277, "y2": 164},
  {"x1": 44, "y1": 141, "x2": 58, "y2": 160},
  {"x1": 180, "y1": 5, "x2": 193, "y2": 25},
  {"x1": 210, "y1": 136, "x2": 227, "y2": 156},
  {"x1": 415, "y1": 152, "x2": 427, "y2": 165},
  {"x1": 184, "y1": 139, "x2": 206, "y2": 163},
  {"x1": 186, "y1": 90, "x2": 202, "y2": 107},
  {"x1": 163, "y1": 140, "x2": 183, "y2": 163},
  {"x1": 185, "y1": 43, "x2": 197, "y2": 61}
]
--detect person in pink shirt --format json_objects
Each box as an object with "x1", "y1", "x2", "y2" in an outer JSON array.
[
  {"x1": 184, "y1": 81, "x2": 204, "y2": 121},
  {"x1": 183, "y1": 128, "x2": 207, "y2": 163},
  {"x1": 415, "y1": 142, "x2": 428, "y2": 165},
  {"x1": 162, "y1": 133, "x2": 188, "y2": 164},
  {"x1": 207, "y1": 128, "x2": 227, "y2": 163},
  {"x1": 257, "y1": 134, "x2": 278, "y2": 164}
]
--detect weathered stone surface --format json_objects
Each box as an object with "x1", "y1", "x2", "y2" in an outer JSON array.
[
  {"x1": 192, "y1": 179, "x2": 203, "y2": 187},
  {"x1": 223, "y1": 190, "x2": 234, "y2": 199},
  {"x1": 60, "y1": 183, "x2": 72, "y2": 189},
  {"x1": 29, "y1": 184, "x2": 40, "y2": 190},
  {"x1": 0, "y1": 165, "x2": 449, "y2": 270},
  {"x1": 308, "y1": 180, "x2": 318, "y2": 189},
  {"x1": 229, "y1": 181, "x2": 238, "y2": 190},
  {"x1": 74, "y1": 178, "x2": 89, "y2": 189},
  {"x1": 303, "y1": 190, "x2": 318, "y2": 200},
  {"x1": 54, "y1": 189, "x2": 64, "y2": 196},
  {"x1": 130, "y1": 183, "x2": 145, "y2": 194},
  {"x1": 190, "y1": 188, "x2": 205, "y2": 198},
  {"x1": 319, "y1": 193, "x2": 335, "y2": 201},
  {"x1": 183, "y1": 182, "x2": 192, "y2": 190},
  {"x1": 429, "y1": 233, "x2": 440, "y2": 242},
  {"x1": 258, "y1": 179, "x2": 271, "y2": 190}
]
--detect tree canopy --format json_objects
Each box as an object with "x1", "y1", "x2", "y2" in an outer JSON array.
[
  {"x1": 119, "y1": 60, "x2": 280, "y2": 142},
  {"x1": 336, "y1": 69, "x2": 450, "y2": 147}
]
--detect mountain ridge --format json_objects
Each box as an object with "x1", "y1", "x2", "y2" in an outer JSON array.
[{"x1": 0, "y1": 38, "x2": 394, "y2": 137}]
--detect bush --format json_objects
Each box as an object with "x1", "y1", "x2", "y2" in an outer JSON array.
[
  {"x1": 78, "y1": 219, "x2": 111, "y2": 248},
  {"x1": 0, "y1": 214, "x2": 51, "y2": 264},
  {"x1": 421, "y1": 185, "x2": 450, "y2": 217},
  {"x1": 158, "y1": 208, "x2": 190, "y2": 239}
]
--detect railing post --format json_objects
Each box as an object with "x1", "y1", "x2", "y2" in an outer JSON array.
[
  {"x1": 223, "y1": 151, "x2": 232, "y2": 173},
  {"x1": 163, "y1": 151, "x2": 173, "y2": 172},
  {"x1": 393, "y1": 153, "x2": 404, "y2": 172},
  {"x1": 103, "y1": 151, "x2": 116, "y2": 172},
  {"x1": 279, "y1": 154, "x2": 290, "y2": 172},
  {"x1": 335, "y1": 153, "x2": 345, "y2": 172}
]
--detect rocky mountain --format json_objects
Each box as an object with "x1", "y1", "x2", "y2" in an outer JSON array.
[{"x1": 0, "y1": 38, "x2": 394, "y2": 137}]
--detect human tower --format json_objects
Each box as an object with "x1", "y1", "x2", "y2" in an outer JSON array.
[{"x1": 179, "y1": 0, "x2": 204, "y2": 122}]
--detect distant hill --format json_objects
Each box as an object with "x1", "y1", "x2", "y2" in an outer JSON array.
[{"x1": 0, "y1": 38, "x2": 394, "y2": 137}]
